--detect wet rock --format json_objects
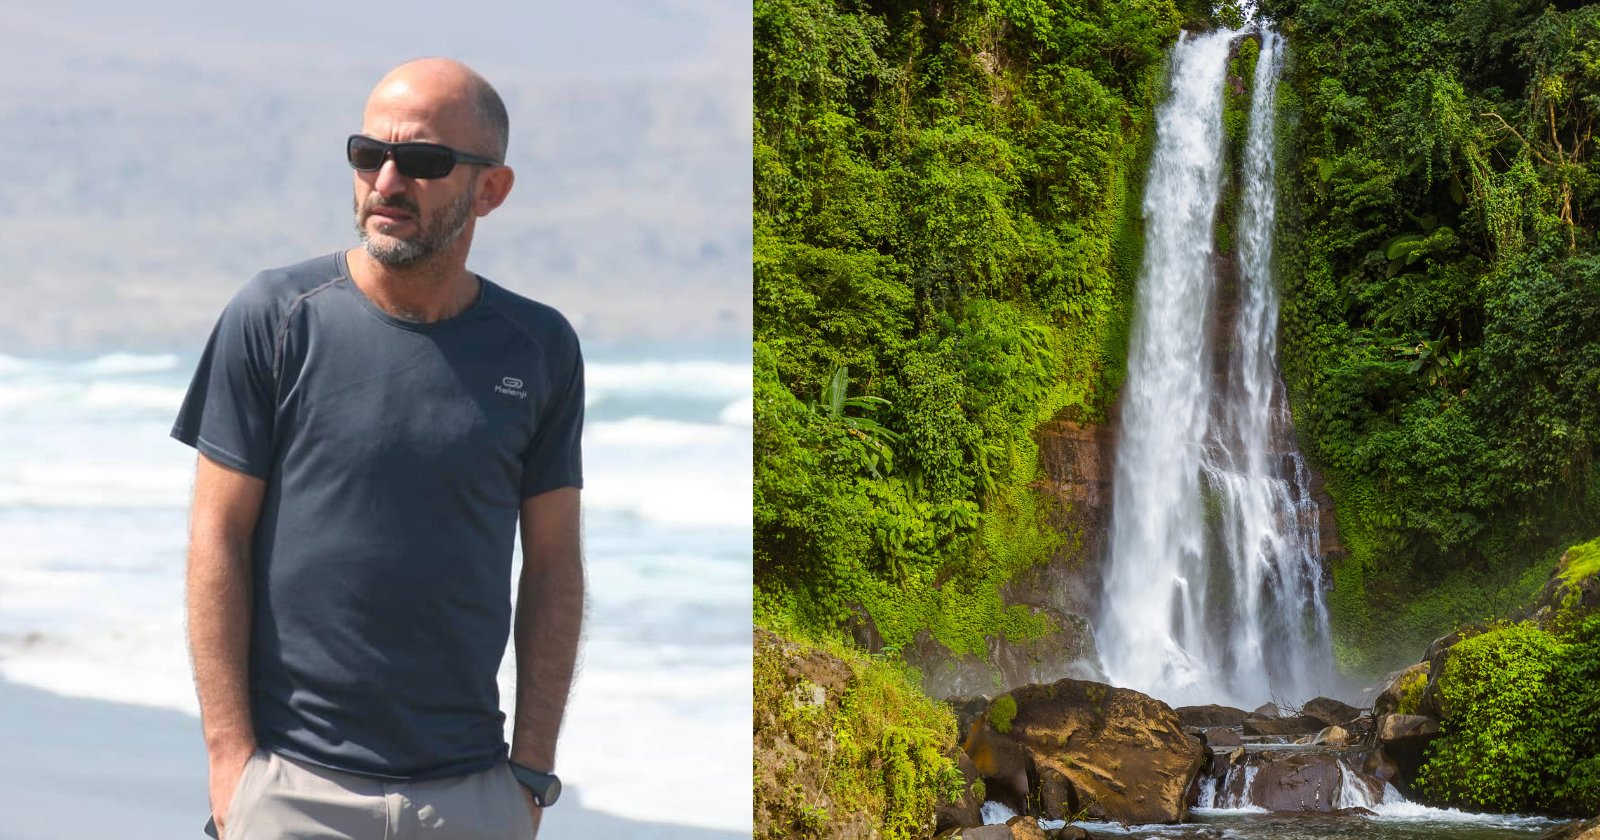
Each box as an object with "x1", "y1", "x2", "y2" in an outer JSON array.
[
  {"x1": 1544, "y1": 815, "x2": 1600, "y2": 840},
  {"x1": 1253, "y1": 702, "x2": 1280, "y2": 717},
  {"x1": 1373, "y1": 663, "x2": 1429, "y2": 717},
  {"x1": 1053, "y1": 827, "x2": 1092, "y2": 840},
  {"x1": 964, "y1": 717, "x2": 1035, "y2": 816},
  {"x1": 1361, "y1": 747, "x2": 1401, "y2": 785},
  {"x1": 1201, "y1": 727, "x2": 1243, "y2": 749},
  {"x1": 1249, "y1": 753, "x2": 1380, "y2": 812},
  {"x1": 1243, "y1": 714, "x2": 1323, "y2": 737},
  {"x1": 956, "y1": 824, "x2": 1018, "y2": 839},
  {"x1": 1176, "y1": 704, "x2": 1250, "y2": 729},
  {"x1": 1302, "y1": 697, "x2": 1362, "y2": 727},
  {"x1": 964, "y1": 679, "x2": 1204, "y2": 825}
]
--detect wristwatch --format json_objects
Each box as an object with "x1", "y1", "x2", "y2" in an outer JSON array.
[{"x1": 508, "y1": 761, "x2": 562, "y2": 807}]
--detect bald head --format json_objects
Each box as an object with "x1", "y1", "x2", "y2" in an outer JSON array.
[{"x1": 366, "y1": 58, "x2": 509, "y2": 162}]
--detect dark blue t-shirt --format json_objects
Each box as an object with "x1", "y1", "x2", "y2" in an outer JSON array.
[{"x1": 172, "y1": 251, "x2": 583, "y2": 779}]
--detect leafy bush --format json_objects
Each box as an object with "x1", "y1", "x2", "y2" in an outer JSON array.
[{"x1": 1417, "y1": 615, "x2": 1600, "y2": 814}]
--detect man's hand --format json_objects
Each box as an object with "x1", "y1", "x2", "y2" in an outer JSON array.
[
  {"x1": 518, "y1": 786, "x2": 545, "y2": 838},
  {"x1": 207, "y1": 743, "x2": 257, "y2": 839}
]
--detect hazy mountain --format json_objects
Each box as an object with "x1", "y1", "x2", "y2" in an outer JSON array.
[{"x1": 0, "y1": 1, "x2": 752, "y2": 352}]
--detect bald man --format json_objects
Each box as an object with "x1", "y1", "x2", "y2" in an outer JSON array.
[{"x1": 173, "y1": 59, "x2": 583, "y2": 839}]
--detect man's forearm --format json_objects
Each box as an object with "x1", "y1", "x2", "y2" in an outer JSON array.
[
  {"x1": 187, "y1": 531, "x2": 256, "y2": 758},
  {"x1": 509, "y1": 539, "x2": 584, "y2": 771}
]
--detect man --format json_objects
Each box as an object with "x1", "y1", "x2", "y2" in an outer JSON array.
[{"x1": 172, "y1": 58, "x2": 583, "y2": 840}]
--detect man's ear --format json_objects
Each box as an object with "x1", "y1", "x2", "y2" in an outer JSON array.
[{"x1": 475, "y1": 166, "x2": 516, "y2": 217}]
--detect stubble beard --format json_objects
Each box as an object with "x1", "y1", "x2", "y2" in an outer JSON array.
[{"x1": 355, "y1": 184, "x2": 476, "y2": 269}]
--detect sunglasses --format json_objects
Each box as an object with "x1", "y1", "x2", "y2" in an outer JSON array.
[{"x1": 346, "y1": 135, "x2": 501, "y2": 179}]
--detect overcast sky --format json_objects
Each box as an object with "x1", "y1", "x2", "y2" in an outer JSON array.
[{"x1": 0, "y1": 0, "x2": 752, "y2": 353}]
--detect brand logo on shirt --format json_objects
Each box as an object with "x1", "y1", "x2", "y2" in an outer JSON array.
[{"x1": 495, "y1": 376, "x2": 527, "y2": 399}]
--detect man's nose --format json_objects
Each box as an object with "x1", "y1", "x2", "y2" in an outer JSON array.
[{"x1": 373, "y1": 157, "x2": 411, "y2": 197}]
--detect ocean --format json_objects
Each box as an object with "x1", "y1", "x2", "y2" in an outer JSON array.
[{"x1": 0, "y1": 347, "x2": 752, "y2": 832}]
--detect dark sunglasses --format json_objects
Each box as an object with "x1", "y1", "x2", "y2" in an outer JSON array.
[{"x1": 346, "y1": 135, "x2": 501, "y2": 179}]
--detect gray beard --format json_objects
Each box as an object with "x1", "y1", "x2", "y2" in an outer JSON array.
[{"x1": 355, "y1": 186, "x2": 475, "y2": 269}]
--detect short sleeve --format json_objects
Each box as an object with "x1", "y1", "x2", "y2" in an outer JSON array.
[
  {"x1": 170, "y1": 278, "x2": 280, "y2": 478},
  {"x1": 520, "y1": 331, "x2": 584, "y2": 498}
]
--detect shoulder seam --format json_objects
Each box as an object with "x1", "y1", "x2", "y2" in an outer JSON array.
[
  {"x1": 272, "y1": 277, "x2": 343, "y2": 401},
  {"x1": 482, "y1": 294, "x2": 545, "y2": 348}
]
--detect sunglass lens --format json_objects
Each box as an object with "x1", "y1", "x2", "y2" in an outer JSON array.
[
  {"x1": 348, "y1": 137, "x2": 388, "y2": 171},
  {"x1": 394, "y1": 145, "x2": 456, "y2": 179}
]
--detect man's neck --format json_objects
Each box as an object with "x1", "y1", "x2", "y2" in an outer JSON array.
[{"x1": 346, "y1": 248, "x2": 480, "y2": 323}]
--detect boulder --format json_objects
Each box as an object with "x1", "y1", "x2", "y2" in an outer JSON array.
[
  {"x1": 964, "y1": 679, "x2": 1205, "y2": 825},
  {"x1": 1373, "y1": 663, "x2": 1429, "y2": 718},
  {"x1": 1312, "y1": 726, "x2": 1352, "y2": 747},
  {"x1": 1376, "y1": 714, "x2": 1439, "y2": 744},
  {"x1": 1176, "y1": 704, "x2": 1250, "y2": 729},
  {"x1": 1243, "y1": 714, "x2": 1324, "y2": 737},
  {"x1": 1006, "y1": 815, "x2": 1050, "y2": 840},
  {"x1": 1302, "y1": 697, "x2": 1362, "y2": 728},
  {"x1": 1361, "y1": 747, "x2": 1401, "y2": 786},
  {"x1": 1054, "y1": 827, "x2": 1092, "y2": 840}
]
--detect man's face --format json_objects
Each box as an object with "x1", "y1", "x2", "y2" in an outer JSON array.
[{"x1": 352, "y1": 85, "x2": 487, "y2": 268}]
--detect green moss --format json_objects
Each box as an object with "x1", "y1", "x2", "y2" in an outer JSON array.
[
  {"x1": 989, "y1": 694, "x2": 1018, "y2": 733},
  {"x1": 1561, "y1": 537, "x2": 1600, "y2": 586},
  {"x1": 1395, "y1": 670, "x2": 1428, "y2": 716},
  {"x1": 754, "y1": 630, "x2": 962, "y2": 840}
]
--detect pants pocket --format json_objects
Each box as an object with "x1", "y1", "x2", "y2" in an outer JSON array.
[{"x1": 222, "y1": 750, "x2": 269, "y2": 837}]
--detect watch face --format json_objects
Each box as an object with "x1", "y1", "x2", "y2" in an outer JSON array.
[{"x1": 541, "y1": 777, "x2": 561, "y2": 807}]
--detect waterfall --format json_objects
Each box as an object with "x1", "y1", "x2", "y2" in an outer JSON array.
[{"x1": 1096, "y1": 28, "x2": 1335, "y2": 708}]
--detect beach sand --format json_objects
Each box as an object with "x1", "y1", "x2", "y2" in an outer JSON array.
[{"x1": 0, "y1": 677, "x2": 742, "y2": 840}]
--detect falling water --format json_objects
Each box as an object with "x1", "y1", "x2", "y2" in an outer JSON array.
[{"x1": 1096, "y1": 28, "x2": 1335, "y2": 708}]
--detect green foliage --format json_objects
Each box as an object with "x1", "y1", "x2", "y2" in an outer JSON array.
[
  {"x1": 1417, "y1": 615, "x2": 1600, "y2": 815},
  {"x1": 988, "y1": 694, "x2": 1019, "y2": 734},
  {"x1": 753, "y1": 0, "x2": 1180, "y2": 656},
  {"x1": 1273, "y1": 0, "x2": 1600, "y2": 677},
  {"x1": 754, "y1": 631, "x2": 961, "y2": 839}
]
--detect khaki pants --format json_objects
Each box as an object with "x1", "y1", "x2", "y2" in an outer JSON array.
[{"x1": 224, "y1": 750, "x2": 538, "y2": 840}]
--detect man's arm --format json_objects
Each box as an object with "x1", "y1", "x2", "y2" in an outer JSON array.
[
  {"x1": 509, "y1": 487, "x2": 584, "y2": 818},
  {"x1": 186, "y1": 453, "x2": 267, "y2": 836}
]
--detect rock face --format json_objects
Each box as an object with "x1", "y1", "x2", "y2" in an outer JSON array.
[
  {"x1": 904, "y1": 611, "x2": 1104, "y2": 701},
  {"x1": 964, "y1": 679, "x2": 1205, "y2": 825}
]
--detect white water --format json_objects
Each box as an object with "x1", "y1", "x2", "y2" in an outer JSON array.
[{"x1": 1097, "y1": 29, "x2": 1335, "y2": 708}]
